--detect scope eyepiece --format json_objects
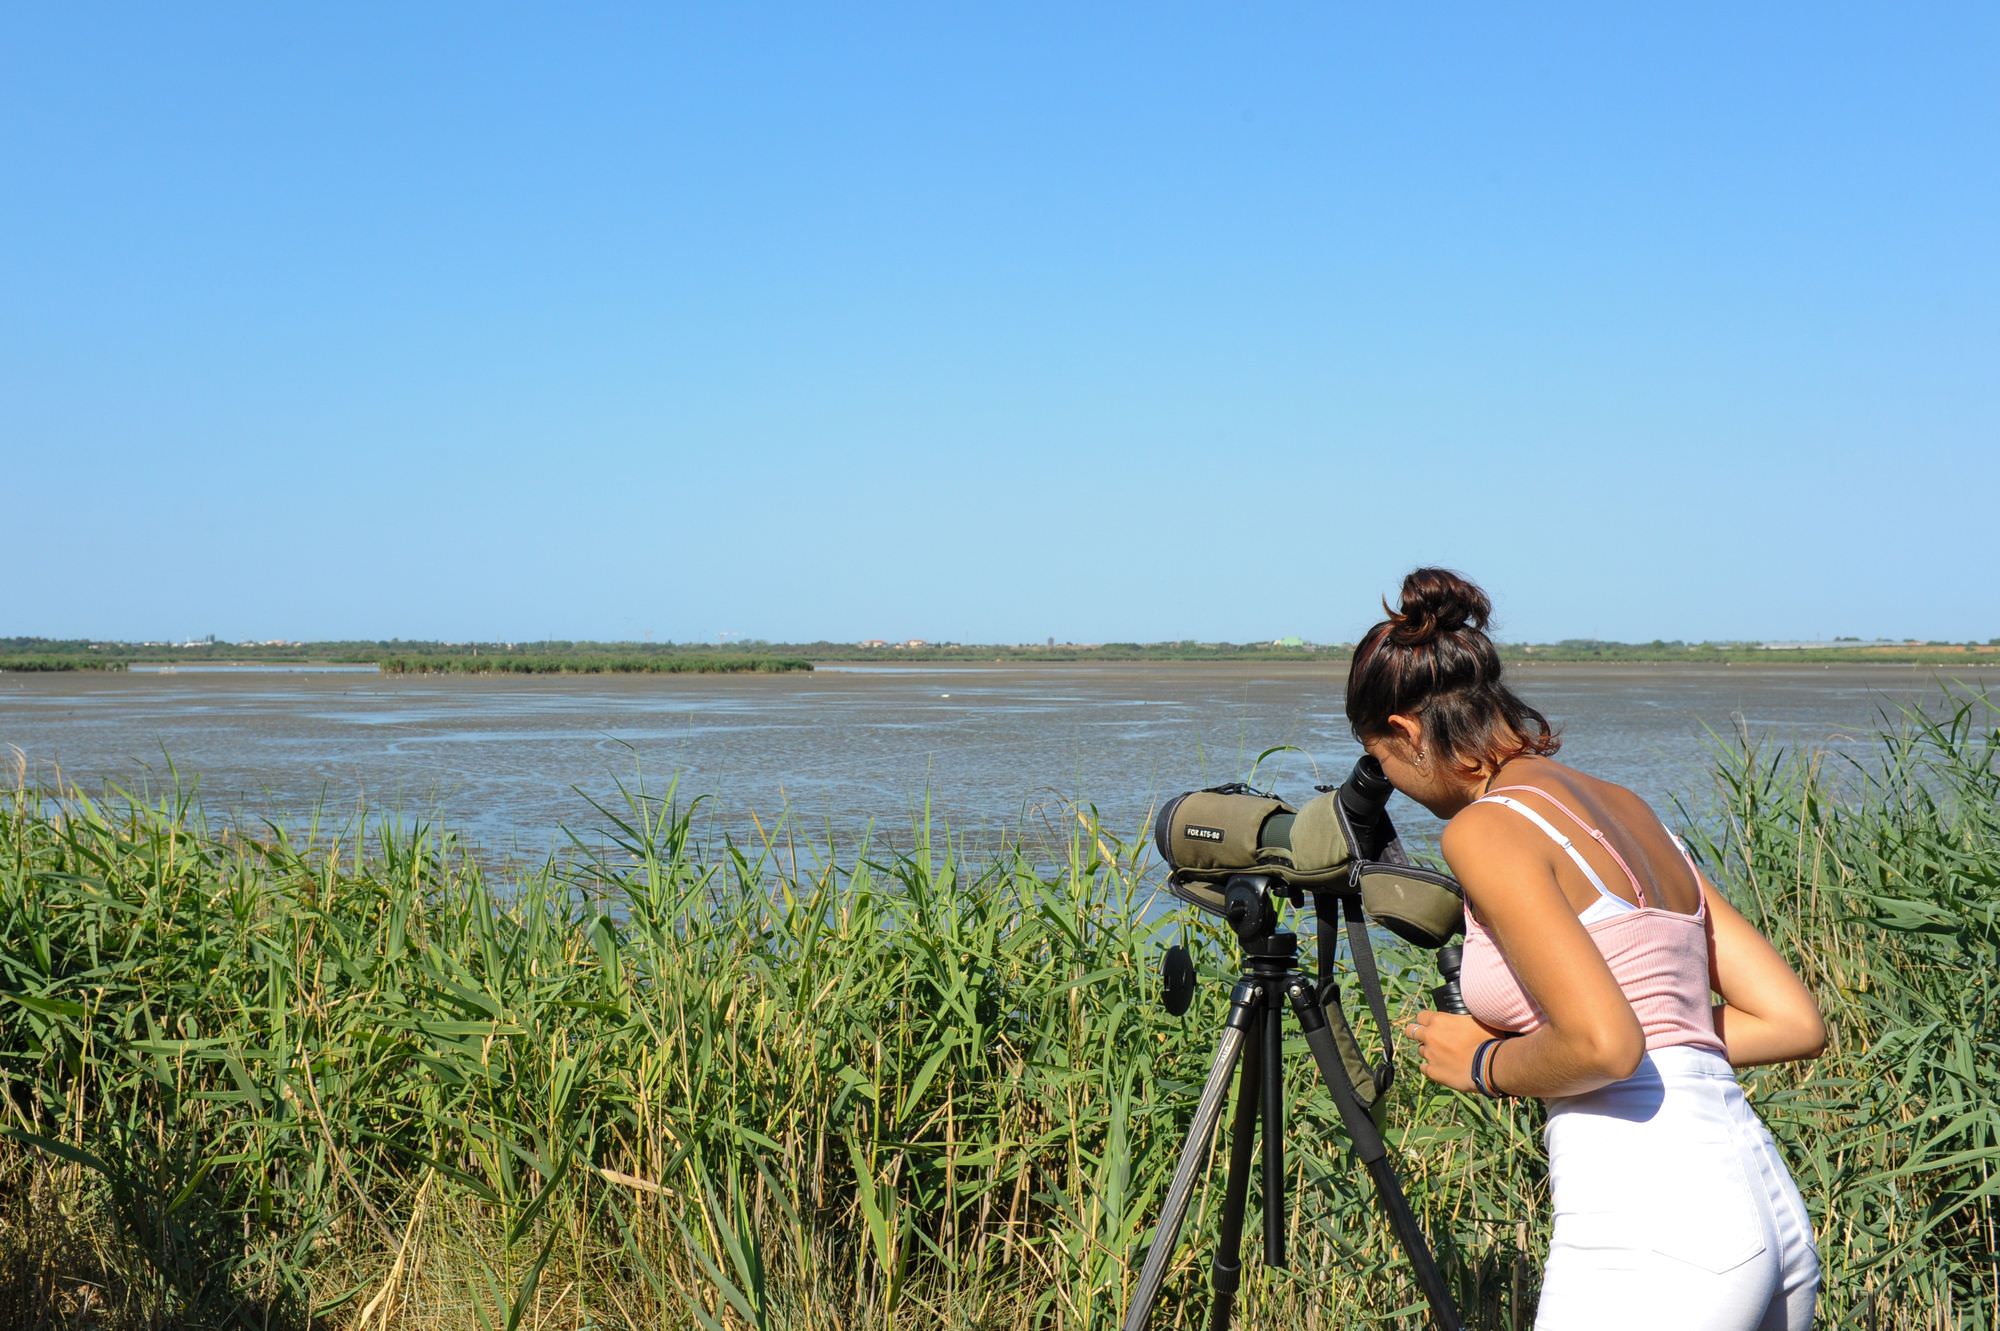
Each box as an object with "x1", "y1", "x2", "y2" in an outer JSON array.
[
  {"x1": 1346, "y1": 754, "x2": 1393, "y2": 806},
  {"x1": 1333, "y1": 755, "x2": 1397, "y2": 864}
]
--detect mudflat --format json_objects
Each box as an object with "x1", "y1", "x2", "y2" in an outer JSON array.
[{"x1": 3, "y1": 661, "x2": 1993, "y2": 852}]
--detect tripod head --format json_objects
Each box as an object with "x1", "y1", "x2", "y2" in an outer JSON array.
[
  {"x1": 1219, "y1": 872, "x2": 1290, "y2": 944},
  {"x1": 1161, "y1": 873, "x2": 1296, "y2": 1016},
  {"x1": 1160, "y1": 865, "x2": 1465, "y2": 1061}
]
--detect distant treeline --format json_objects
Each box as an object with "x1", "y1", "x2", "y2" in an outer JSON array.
[
  {"x1": 3, "y1": 634, "x2": 1996, "y2": 672},
  {"x1": 1504, "y1": 639, "x2": 2000, "y2": 665},
  {"x1": 376, "y1": 654, "x2": 811, "y2": 675}
]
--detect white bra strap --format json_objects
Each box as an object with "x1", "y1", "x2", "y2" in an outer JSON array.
[
  {"x1": 1474, "y1": 795, "x2": 1636, "y2": 912},
  {"x1": 1657, "y1": 819, "x2": 1709, "y2": 919}
]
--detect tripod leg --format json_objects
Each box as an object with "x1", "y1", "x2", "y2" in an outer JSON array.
[
  {"x1": 1261, "y1": 996, "x2": 1285, "y2": 1268},
  {"x1": 1205, "y1": 1000, "x2": 1263, "y2": 1331},
  {"x1": 1122, "y1": 985, "x2": 1259, "y2": 1331},
  {"x1": 1282, "y1": 976, "x2": 1465, "y2": 1331}
]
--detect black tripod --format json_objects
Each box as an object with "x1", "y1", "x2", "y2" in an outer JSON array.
[{"x1": 1121, "y1": 876, "x2": 1464, "y2": 1331}]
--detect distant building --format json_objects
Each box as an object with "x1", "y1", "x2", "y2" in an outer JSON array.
[
  {"x1": 903, "y1": 639, "x2": 928, "y2": 649},
  {"x1": 859, "y1": 639, "x2": 888, "y2": 649}
]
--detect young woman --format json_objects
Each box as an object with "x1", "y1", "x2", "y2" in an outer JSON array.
[{"x1": 1349, "y1": 568, "x2": 1824, "y2": 1330}]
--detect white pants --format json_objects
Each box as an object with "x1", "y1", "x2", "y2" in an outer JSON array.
[{"x1": 1534, "y1": 1046, "x2": 1820, "y2": 1330}]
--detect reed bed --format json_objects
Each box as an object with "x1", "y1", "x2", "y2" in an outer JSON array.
[
  {"x1": 0, "y1": 698, "x2": 1993, "y2": 1329},
  {"x1": 0, "y1": 659, "x2": 108, "y2": 673}
]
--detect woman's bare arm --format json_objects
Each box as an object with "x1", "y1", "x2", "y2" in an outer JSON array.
[{"x1": 1699, "y1": 867, "x2": 1826, "y2": 1067}]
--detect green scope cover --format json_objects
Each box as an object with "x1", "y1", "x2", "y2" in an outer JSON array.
[
  {"x1": 1159, "y1": 787, "x2": 1355, "y2": 888},
  {"x1": 1351, "y1": 862, "x2": 1465, "y2": 950},
  {"x1": 1161, "y1": 787, "x2": 1464, "y2": 949}
]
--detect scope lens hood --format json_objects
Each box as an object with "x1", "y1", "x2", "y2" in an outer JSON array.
[{"x1": 1153, "y1": 792, "x2": 1188, "y2": 865}]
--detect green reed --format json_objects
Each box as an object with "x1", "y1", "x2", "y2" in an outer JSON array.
[
  {"x1": 0, "y1": 695, "x2": 1993, "y2": 1329},
  {"x1": 0, "y1": 658, "x2": 110, "y2": 672}
]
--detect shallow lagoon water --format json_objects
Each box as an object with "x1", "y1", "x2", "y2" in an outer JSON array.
[{"x1": 3, "y1": 662, "x2": 1994, "y2": 860}]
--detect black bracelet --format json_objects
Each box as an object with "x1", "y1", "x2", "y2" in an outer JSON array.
[
  {"x1": 1485, "y1": 1037, "x2": 1511, "y2": 1098},
  {"x1": 1470, "y1": 1037, "x2": 1501, "y2": 1097}
]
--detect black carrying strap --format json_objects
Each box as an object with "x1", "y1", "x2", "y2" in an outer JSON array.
[
  {"x1": 1312, "y1": 888, "x2": 1397, "y2": 1107},
  {"x1": 1342, "y1": 888, "x2": 1396, "y2": 1096}
]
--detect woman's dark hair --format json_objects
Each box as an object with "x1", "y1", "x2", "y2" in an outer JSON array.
[{"x1": 1345, "y1": 567, "x2": 1559, "y2": 775}]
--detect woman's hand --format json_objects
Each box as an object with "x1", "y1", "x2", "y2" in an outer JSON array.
[{"x1": 1406, "y1": 1010, "x2": 1506, "y2": 1093}]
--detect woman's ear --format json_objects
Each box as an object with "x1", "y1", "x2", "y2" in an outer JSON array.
[{"x1": 1384, "y1": 713, "x2": 1424, "y2": 752}]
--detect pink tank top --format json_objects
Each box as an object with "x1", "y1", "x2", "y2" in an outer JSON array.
[{"x1": 1458, "y1": 785, "x2": 1724, "y2": 1055}]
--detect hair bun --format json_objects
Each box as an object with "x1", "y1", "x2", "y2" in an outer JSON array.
[{"x1": 1388, "y1": 567, "x2": 1492, "y2": 644}]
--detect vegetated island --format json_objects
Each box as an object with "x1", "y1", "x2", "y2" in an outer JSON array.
[
  {"x1": 3, "y1": 634, "x2": 1998, "y2": 673},
  {"x1": 375, "y1": 653, "x2": 812, "y2": 676}
]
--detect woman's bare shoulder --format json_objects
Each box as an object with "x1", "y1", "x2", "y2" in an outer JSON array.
[
  {"x1": 1440, "y1": 798, "x2": 1546, "y2": 869},
  {"x1": 1505, "y1": 759, "x2": 1655, "y2": 828}
]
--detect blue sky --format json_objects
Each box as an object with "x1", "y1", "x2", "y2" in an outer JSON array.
[{"x1": 5, "y1": 4, "x2": 1994, "y2": 645}]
